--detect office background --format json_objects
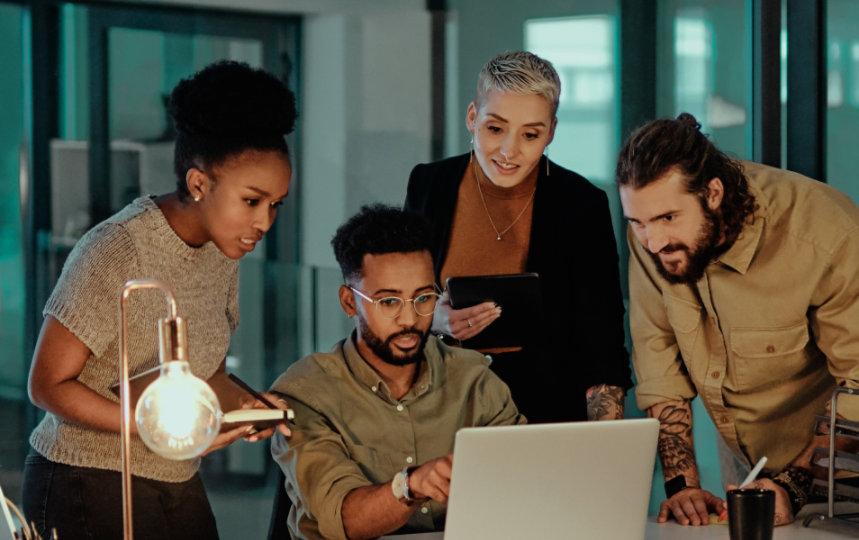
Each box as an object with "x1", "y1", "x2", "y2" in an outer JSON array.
[{"x1": 1, "y1": 0, "x2": 857, "y2": 537}]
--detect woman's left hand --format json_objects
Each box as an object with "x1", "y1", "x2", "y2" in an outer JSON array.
[{"x1": 431, "y1": 290, "x2": 500, "y2": 340}]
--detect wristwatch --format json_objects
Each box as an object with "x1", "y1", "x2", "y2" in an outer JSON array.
[
  {"x1": 664, "y1": 475, "x2": 688, "y2": 498},
  {"x1": 391, "y1": 467, "x2": 414, "y2": 504}
]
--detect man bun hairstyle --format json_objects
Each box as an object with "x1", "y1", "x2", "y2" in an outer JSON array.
[
  {"x1": 331, "y1": 204, "x2": 434, "y2": 284},
  {"x1": 475, "y1": 50, "x2": 561, "y2": 117},
  {"x1": 616, "y1": 112, "x2": 757, "y2": 242},
  {"x1": 169, "y1": 60, "x2": 297, "y2": 199}
]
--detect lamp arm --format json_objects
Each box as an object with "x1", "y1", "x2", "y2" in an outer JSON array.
[{"x1": 118, "y1": 279, "x2": 178, "y2": 540}]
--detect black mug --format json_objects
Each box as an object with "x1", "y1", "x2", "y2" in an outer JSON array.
[{"x1": 727, "y1": 488, "x2": 775, "y2": 540}]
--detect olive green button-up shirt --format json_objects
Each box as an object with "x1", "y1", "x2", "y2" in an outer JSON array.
[
  {"x1": 629, "y1": 161, "x2": 859, "y2": 474},
  {"x1": 270, "y1": 333, "x2": 525, "y2": 540}
]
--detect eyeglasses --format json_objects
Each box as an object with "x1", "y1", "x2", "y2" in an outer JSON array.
[{"x1": 349, "y1": 287, "x2": 441, "y2": 319}]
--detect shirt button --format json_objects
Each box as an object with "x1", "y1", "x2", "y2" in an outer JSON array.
[
  {"x1": 711, "y1": 371, "x2": 720, "y2": 379},
  {"x1": 406, "y1": 456, "x2": 414, "y2": 464},
  {"x1": 371, "y1": 386, "x2": 377, "y2": 392},
  {"x1": 421, "y1": 506, "x2": 429, "y2": 514},
  {"x1": 396, "y1": 404, "x2": 404, "y2": 412},
  {"x1": 766, "y1": 345, "x2": 775, "y2": 353}
]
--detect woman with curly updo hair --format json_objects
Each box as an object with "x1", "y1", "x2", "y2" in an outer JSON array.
[{"x1": 22, "y1": 61, "x2": 296, "y2": 539}]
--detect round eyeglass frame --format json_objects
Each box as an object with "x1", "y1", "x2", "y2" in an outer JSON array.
[{"x1": 349, "y1": 287, "x2": 441, "y2": 319}]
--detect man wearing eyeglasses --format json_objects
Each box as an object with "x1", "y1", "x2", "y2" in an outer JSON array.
[{"x1": 269, "y1": 204, "x2": 525, "y2": 540}]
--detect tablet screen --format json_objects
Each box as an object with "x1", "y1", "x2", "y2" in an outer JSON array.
[{"x1": 445, "y1": 272, "x2": 542, "y2": 350}]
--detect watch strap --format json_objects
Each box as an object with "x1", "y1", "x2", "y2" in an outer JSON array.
[
  {"x1": 664, "y1": 475, "x2": 688, "y2": 498},
  {"x1": 392, "y1": 467, "x2": 414, "y2": 504},
  {"x1": 402, "y1": 467, "x2": 414, "y2": 501}
]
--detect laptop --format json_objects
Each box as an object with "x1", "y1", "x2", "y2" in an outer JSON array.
[
  {"x1": 443, "y1": 418, "x2": 659, "y2": 540},
  {"x1": 0, "y1": 482, "x2": 17, "y2": 540}
]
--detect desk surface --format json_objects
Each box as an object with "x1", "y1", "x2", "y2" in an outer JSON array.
[{"x1": 383, "y1": 503, "x2": 859, "y2": 539}]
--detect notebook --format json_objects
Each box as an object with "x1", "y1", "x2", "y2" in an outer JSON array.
[{"x1": 443, "y1": 418, "x2": 659, "y2": 540}]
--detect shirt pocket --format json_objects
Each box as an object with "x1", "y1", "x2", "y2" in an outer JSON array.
[
  {"x1": 664, "y1": 297, "x2": 703, "y2": 367},
  {"x1": 729, "y1": 323, "x2": 810, "y2": 391}
]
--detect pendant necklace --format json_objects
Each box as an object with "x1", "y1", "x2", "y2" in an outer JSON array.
[{"x1": 473, "y1": 158, "x2": 536, "y2": 241}]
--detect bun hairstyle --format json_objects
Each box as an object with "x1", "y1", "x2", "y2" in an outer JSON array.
[
  {"x1": 169, "y1": 60, "x2": 297, "y2": 198},
  {"x1": 616, "y1": 112, "x2": 757, "y2": 241},
  {"x1": 675, "y1": 111, "x2": 700, "y2": 128}
]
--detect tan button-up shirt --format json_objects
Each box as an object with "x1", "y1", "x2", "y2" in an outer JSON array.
[
  {"x1": 270, "y1": 333, "x2": 525, "y2": 540},
  {"x1": 629, "y1": 161, "x2": 859, "y2": 473}
]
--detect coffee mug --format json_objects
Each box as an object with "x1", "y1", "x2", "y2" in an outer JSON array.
[{"x1": 727, "y1": 489, "x2": 775, "y2": 540}]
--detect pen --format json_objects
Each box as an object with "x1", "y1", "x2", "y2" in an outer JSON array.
[
  {"x1": 228, "y1": 373, "x2": 277, "y2": 409},
  {"x1": 739, "y1": 456, "x2": 768, "y2": 489}
]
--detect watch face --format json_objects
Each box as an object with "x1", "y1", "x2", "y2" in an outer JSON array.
[{"x1": 392, "y1": 470, "x2": 407, "y2": 501}]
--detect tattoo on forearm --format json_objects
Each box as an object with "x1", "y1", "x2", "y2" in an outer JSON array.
[
  {"x1": 649, "y1": 402, "x2": 699, "y2": 484},
  {"x1": 586, "y1": 384, "x2": 625, "y2": 421}
]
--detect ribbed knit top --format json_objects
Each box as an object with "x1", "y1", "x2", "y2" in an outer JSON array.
[
  {"x1": 439, "y1": 158, "x2": 537, "y2": 285},
  {"x1": 30, "y1": 196, "x2": 239, "y2": 482}
]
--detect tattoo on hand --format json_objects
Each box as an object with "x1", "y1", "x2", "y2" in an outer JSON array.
[
  {"x1": 650, "y1": 403, "x2": 697, "y2": 482},
  {"x1": 586, "y1": 384, "x2": 625, "y2": 421}
]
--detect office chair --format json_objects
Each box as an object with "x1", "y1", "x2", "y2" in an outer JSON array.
[{"x1": 267, "y1": 468, "x2": 292, "y2": 540}]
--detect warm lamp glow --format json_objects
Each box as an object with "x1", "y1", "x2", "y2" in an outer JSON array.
[
  {"x1": 119, "y1": 279, "x2": 223, "y2": 539},
  {"x1": 136, "y1": 361, "x2": 221, "y2": 459}
]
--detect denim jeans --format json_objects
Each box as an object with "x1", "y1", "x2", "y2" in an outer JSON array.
[{"x1": 22, "y1": 449, "x2": 219, "y2": 540}]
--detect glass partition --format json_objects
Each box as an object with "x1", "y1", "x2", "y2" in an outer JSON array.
[
  {"x1": 657, "y1": 0, "x2": 749, "y2": 158},
  {"x1": 525, "y1": 15, "x2": 616, "y2": 185},
  {"x1": 0, "y1": 0, "x2": 28, "y2": 509},
  {"x1": 826, "y1": 0, "x2": 859, "y2": 203}
]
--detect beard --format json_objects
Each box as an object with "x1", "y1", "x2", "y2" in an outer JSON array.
[
  {"x1": 357, "y1": 313, "x2": 428, "y2": 367},
  {"x1": 649, "y1": 205, "x2": 725, "y2": 285}
]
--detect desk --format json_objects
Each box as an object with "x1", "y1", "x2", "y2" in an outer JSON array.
[{"x1": 384, "y1": 503, "x2": 859, "y2": 539}]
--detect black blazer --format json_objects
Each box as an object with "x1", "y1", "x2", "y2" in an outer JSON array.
[{"x1": 405, "y1": 153, "x2": 631, "y2": 421}]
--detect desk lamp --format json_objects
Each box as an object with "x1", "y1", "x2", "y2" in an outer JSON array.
[{"x1": 119, "y1": 279, "x2": 221, "y2": 539}]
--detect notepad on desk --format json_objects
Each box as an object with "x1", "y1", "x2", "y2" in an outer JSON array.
[{"x1": 110, "y1": 368, "x2": 293, "y2": 431}]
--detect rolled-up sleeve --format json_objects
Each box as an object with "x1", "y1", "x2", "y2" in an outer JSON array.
[
  {"x1": 270, "y1": 393, "x2": 372, "y2": 540},
  {"x1": 627, "y1": 228, "x2": 698, "y2": 410}
]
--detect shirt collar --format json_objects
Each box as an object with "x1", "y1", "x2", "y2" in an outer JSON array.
[
  {"x1": 713, "y1": 183, "x2": 766, "y2": 275},
  {"x1": 342, "y1": 330, "x2": 438, "y2": 403}
]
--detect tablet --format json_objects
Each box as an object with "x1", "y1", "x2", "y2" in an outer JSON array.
[{"x1": 445, "y1": 272, "x2": 542, "y2": 350}]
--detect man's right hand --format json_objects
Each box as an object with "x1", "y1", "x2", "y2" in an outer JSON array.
[
  {"x1": 658, "y1": 487, "x2": 726, "y2": 526},
  {"x1": 408, "y1": 454, "x2": 454, "y2": 504}
]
